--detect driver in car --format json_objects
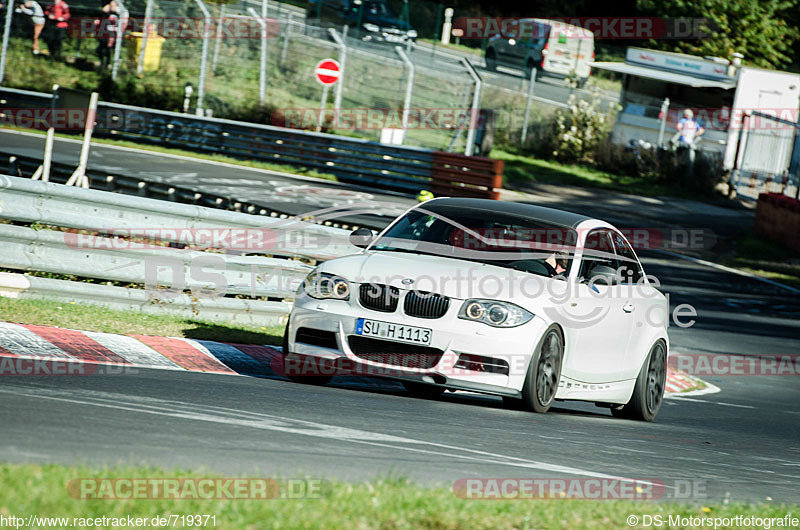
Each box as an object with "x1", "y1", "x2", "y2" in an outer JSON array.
[{"x1": 545, "y1": 250, "x2": 569, "y2": 275}]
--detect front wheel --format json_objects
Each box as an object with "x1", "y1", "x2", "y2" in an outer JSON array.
[
  {"x1": 521, "y1": 325, "x2": 563, "y2": 413},
  {"x1": 613, "y1": 341, "x2": 667, "y2": 422}
]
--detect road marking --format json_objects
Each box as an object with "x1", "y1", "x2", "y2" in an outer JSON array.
[
  {"x1": 667, "y1": 396, "x2": 755, "y2": 409},
  {"x1": 0, "y1": 385, "x2": 665, "y2": 487},
  {"x1": 653, "y1": 249, "x2": 800, "y2": 295}
]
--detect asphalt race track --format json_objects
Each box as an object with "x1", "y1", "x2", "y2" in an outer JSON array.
[
  {"x1": 0, "y1": 130, "x2": 417, "y2": 229},
  {"x1": 1, "y1": 129, "x2": 799, "y2": 504}
]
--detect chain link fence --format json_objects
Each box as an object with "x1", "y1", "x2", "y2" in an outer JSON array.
[{"x1": 0, "y1": 0, "x2": 620, "y2": 153}]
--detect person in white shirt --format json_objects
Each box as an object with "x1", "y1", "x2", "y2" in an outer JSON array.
[
  {"x1": 15, "y1": 0, "x2": 45, "y2": 54},
  {"x1": 676, "y1": 109, "x2": 704, "y2": 145}
]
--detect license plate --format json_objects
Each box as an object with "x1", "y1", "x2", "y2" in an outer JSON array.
[
  {"x1": 385, "y1": 34, "x2": 405, "y2": 43},
  {"x1": 356, "y1": 318, "x2": 432, "y2": 345}
]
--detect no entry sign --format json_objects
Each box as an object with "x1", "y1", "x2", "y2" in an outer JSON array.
[{"x1": 315, "y1": 59, "x2": 341, "y2": 86}]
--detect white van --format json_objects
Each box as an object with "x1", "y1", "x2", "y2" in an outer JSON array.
[{"x1": 484, "y1": 18, "x2": 595, "y2": 87}]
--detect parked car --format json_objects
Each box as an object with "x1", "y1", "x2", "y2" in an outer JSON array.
[
  {"x1": 283, "y1": 198, "x2": 669, "y2": 421},
  {"x1": 306, "y1": 0, "x2": 417, "y2": 44},
  {"x1": 484, "y1": 18, "x2": 594, "y2": 87}
]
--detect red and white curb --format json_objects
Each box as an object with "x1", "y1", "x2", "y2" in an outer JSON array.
[
  {"x1": 0, "y1": 322, "x2": 712, "y2": 395},
  {"x1": 0, "y1": 322, "x2": 282, "y2": 377}
]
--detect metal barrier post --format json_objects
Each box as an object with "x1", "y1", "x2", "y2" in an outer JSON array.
[
  {"x1": 657, "y1": 97, "x2": 670, "y2": 146},
  {"x1": 40, "y1": 84, "x2": 59, "y2": 182},
  {"x1": 520, "y1": 68, "x2": 536, "y2": 145},
  {"x1": 317, "y1": 85, "x2": 330, "y2": 132},
  {"x1": 136, "y1": 0, "x2": 154, "y2": 75},
  {"x1": 66, "y1": 91, "x2": 99, "y2": 189},
  {"x1": 247, "y1": 5, "x2": 268, "y2": 106},
  {"x1": 461, "y1": 58, "x2": 482, "y2": 157},
  {"x1": 195, "y1": 0, "x2": 212, "y2": 115},
  {"x1": 0, "y1": 2, "x2": 13, "y2": 84},
  {"x1": 281, "y1": 13, "x2": 291, "y2": 64},
  {"x1": 395, "y1": 46, "x2": 414, "y2": 141},
  {"x1": 111, "y1": 2, "x2": 129, "y2": 81},
  {"x1": 211, "y1": 4, "x2": 225, "y2": 72},
  {"x1": 328, "y1": 28, "x2": 347, "y2": 112}
]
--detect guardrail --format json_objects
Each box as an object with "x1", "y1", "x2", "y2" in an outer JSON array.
[
  {"x1": 0, "y1": 175, "x2": 356, "y2": 325},
  {"x1": 0, "y1": 87, "x2": 504, "y2": 198},
  {"x1": 6, "y1": 152, "x2": 385, "y2": 230},
  {"x1": 0, "y1": 272, "x2": 293, "y2": 326}
]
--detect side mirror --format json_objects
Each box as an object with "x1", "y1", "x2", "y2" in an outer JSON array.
[{"x1": 350, "y1": 227, "x2": 376, "y2": 249}]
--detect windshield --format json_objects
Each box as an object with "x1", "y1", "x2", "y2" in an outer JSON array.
[
  {"x1": 365, "y1": 1, "x2": 394, "y2": 18},
  {"x1": 371, "y1": 208, "x2": 578, "y2": 278}
]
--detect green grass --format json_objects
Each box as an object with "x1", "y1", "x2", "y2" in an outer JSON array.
[
  {"x1": 417, "y1": 37, "x2": 484, "y2": 57},
  {"x1": 0, "y1": 463, "x2": 796, "y2": 529},
  {"x1": 0, "y1": 296, "x2": 284, "y2": 345},
  {"x1": 493, "y1": 149, "x2": 681, "y2": 197},
  {"x1": 725, "y1": 234, "x2": 800, "y2": 286}
]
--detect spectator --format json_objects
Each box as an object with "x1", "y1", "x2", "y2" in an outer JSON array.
[
  {"x1": 95, "y1": 0, "x2": 118, "y2": 68},
  {"x1": 15, "y1": 0, "x2": 46, "y2": 55},
  {"x1": 676, "y1": 109, "x2": 704, "y2": 146},
  {"x1": 45, "y1": 0, "x2": 70, "y2": 61}
]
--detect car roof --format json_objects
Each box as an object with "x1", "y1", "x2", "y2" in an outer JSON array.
[{"x1": 419, "y1": 198, "x2": 595, "y2": 229}]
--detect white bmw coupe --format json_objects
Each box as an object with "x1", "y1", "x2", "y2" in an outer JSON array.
[{"x1": 284, "y1": 198, "x2": 669, "y2": 421}]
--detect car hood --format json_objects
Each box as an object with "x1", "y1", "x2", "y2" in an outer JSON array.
[{"x1": 319, "y1": 250, "x2": 568, "y2": 311}]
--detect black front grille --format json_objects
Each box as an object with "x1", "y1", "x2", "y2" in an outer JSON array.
[
  {"x1": 359, "y1": 284, "x2": 399, "y2": 313},
  {"x1": 404, "y1": 291, "x2": 450, "y2": 319},
  {"x1": 295, "y1": 327, "x2": 338, "y2": 349},
  {"x1": 347, "y1": 336, "x2": 443, "y2": 369}
]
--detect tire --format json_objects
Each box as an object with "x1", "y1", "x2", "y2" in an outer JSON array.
[
  {"x1": 282, "y1": 321, "x2": 333, "y2": 386},
  {"x1": 485, "y1": 49, "x2": 497, "y2": 71},
  {"x1": 402, "y1": 381, "x2": 445, "y2": 399},
  {"x1": 613, "y1": 341, "x2": 667, "y2": 422},
  {"x1": 524, "y1": 60, "x2": 537, "y2": 80},
  {"x1": 521, "y1": 325, "x2": 564, "y2": 413}
]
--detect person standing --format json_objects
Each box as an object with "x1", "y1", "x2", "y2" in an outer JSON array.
[
  {"x1": 45, "y1": 0, "x2": 70, "y2": 61},
  {"x1": 675, "y1": 108, "x2": 704, "y2": 166},
  {"x1": 15, "y1": 0, "x2": 46, "y2": 55},
  {"x1": 676, "y1": 109, "x2": 704, "y2": 146},
  {"x1": 95, "y1": 0, "x2": 117, "y2": 68}
]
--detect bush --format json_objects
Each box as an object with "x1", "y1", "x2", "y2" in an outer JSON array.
[
  {"x1": 515, "y1": 97, "x2": 726, "y2": 196},
  {"x1": 549, "y1": 92, "x2": 616, "y2": 165}
]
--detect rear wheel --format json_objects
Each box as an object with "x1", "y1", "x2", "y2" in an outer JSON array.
[
  {"x1": 612, "y1": 341, "x2": 667, "y2": 422},
  {"x1": 524, "y1": 60, "x2": 538, "y2": 80},
  {"x1": 485, "y1": 49, "x2": 497, "y2": 71},
  {"x1": 403, "y1": 382, "x2": 445, "y2": 399},
  {"x1": 521, "y1": 325, "x2": 563, "y2": 413}
]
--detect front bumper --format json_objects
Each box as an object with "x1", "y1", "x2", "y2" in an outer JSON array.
[
  {"x1": 362, "y1": 31, "x2": 413, "y2": 44},
  {"x1": 286, "y1": 292, "x2": 547, "y2": 395}
]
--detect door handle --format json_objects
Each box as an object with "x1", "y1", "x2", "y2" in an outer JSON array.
[{"x1": 622, "y1": 303, "x2": 634, "y2": 313}]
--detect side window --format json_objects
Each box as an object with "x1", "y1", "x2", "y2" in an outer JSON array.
[
  {"x1": 611, "y1": 231, "x2": 644, "y2": 284},
  {"x1": 579, "y1": 229, "x2": 619, "y2": 281}
]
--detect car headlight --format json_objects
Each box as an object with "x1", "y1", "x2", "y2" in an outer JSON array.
[
  {"x1": 458, "y1": 299, "x2": 533, "y2": 328},
  {"x1": 300, "y1": 271, "x2": 350, "y2": 300},
  {"x1": 363, "y1": 23, "x2": 380, "y2": 33},
  {"x1": 407, "y1": 29, "x2": 417, "y2": 38}
]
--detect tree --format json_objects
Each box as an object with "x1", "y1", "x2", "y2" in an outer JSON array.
[{"x1": 636, "y1": 0, "x2": 800, "y2": 69}]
